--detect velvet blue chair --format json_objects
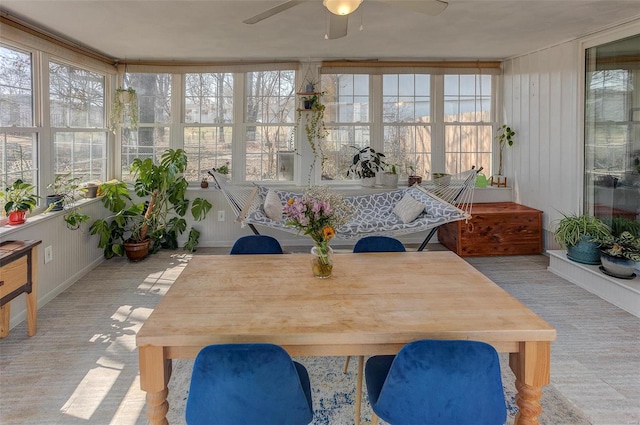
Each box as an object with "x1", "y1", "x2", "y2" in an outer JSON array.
[
  {"x1": 185, "y1": 343, "x2": 313, "y2": 425},
  {"x1": 353, "y1": 236, "x2": 406, "y2": 253},
  {"x1": 230, "y1": 234, "x2": 284, "y2": 255},
  {"x1": 365, "y1": 339, "x2": 507, "y2": 425}
]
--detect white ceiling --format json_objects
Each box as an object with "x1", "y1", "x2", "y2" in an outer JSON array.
[{"x1": 2, "y1": 0, "x2": 639, "y2": 63}]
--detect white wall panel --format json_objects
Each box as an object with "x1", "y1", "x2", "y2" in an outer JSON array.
[{"x1": 503, "y1": 40, "x2": 581, "y2": 250}]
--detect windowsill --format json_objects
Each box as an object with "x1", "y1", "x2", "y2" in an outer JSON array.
[{"x1": 0, "y1": 197, "x2": 102, "y2": 237}]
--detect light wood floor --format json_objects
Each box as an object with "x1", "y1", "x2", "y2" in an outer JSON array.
[{"x1": 0, "y1": 246, "x2": 639, "y2": 425}]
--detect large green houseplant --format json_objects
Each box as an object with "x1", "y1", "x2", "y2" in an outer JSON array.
[
  {"x1": 553, "y1": 213, "x2": 611, "y2": 265},
  {"x1": 90, "y1": 149, "x2": 212, "y2": 260}
]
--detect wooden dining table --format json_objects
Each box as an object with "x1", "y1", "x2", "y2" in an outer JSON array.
[{"x1": 136, "y1": 251, "x2": 556, "y2": 425}]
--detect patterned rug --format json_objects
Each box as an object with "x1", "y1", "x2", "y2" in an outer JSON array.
[{"x1": 165, "y1": 354, "x2": 590, "y2": 425}]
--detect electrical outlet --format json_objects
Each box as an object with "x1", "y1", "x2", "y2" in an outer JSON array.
[
  {"x1": 217, "y1": 210, "x2": 226, "y2": 221},
  {"x1": 44, "y1": 245, "x2": 53, "y2": 264}
]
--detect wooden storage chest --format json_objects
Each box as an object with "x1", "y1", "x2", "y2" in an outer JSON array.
[{"x1": 437, "y1": 202, "x2": 543, "y2": 257}]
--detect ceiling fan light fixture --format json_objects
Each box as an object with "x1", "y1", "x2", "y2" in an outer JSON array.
[{"x1": 323, "y1": 0, "x2": 363, "y2": 16}]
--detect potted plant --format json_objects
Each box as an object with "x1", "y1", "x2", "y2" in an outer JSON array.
[
  {"x1": 381, "y1": 164, "x2": 399, "y2": 188},
  {"x1": 44, "y1": 173, "x2": 92, "y2": 229},
  {"x1": 553, "y1": 213, "x2": 611, "y2": 265},
  {"x1": 407, "y1": 165, "x2": 422, "y2": 187},
  {"x1": 347, "y1": 146, "x2": 387, "y2": 187},
  {"x1": 200, "y1": 177, "x2": 209, "y2": 188},
  {"x1": 215, "y1": 161, "x2": 230, "y2": 175},
  {"x1": 89, "y1": 149, "x2": 212, "y2": 260},
  {"x1": 592, "y1": 231, "x2": 640, "y2": 278},
  {"x1": 296, "y1": 93, "x2": 327, "y2": 179},
  {"x1": 492, "y1": 124, "x2": 515, "y2": 187},
  {"x1": 1, "y1": 179, "x2": 39, "y2": 225},
  {"x1": 108, "y1": 86, "x2": 139, "y2": 134},
  {"x1": 45, "y1": 173, "x2": 82, "y2": 212}
]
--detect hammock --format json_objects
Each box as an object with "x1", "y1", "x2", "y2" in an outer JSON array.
[{"x1": 208, "y1": 168, "x2": 480, "y2": 251}]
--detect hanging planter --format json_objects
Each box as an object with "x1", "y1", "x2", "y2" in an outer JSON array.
[{"x1": 109, "y1": 87, "x2": 139, "y2": 134}]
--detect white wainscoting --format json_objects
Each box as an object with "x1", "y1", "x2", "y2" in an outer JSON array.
[{"x1": 547, "y1": 250, "x2": 640, "y2": 318}]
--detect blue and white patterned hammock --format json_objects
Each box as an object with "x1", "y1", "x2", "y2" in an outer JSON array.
[{"x1": 209, "y1": 168, "x2": 480, "y2": 251}]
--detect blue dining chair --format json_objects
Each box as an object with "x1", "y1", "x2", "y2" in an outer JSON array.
[
  {"x1": 352, "y1": 236, "x2": 406, "y2": 253},
  {"x1": 230, "y1": 234, "x2": 284, "y2": 254},
  {"x1": 365, "y1": 339, "x2": 507, "y2": 425},
  {"x1": 347, "y1": 235, "x2": 408, "y2": 421},
  {"x1": 346, "y1": 236, "x2": 405, "y2": 371},
  {"x1": 186, "y1": 343, "x2": 313, "y2": 425}
]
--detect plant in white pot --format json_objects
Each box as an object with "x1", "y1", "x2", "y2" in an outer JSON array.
[
  {"x1": 381, "y1": 164, "x2": 399, "y2": 188},
  {"x1": 347, "y1": 146, "x2": 386, "y2": 187}
]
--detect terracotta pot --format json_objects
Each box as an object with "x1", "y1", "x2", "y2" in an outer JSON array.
[
  {"x1": 124, "y1": 238, "x2": 151, "y2": 262},
  {"x1": 200, "y1": 180, "x2": 209, "y2": 188},
  {"x1": 7, "y1": 210, "x2": 27, "y2": 225},
  {"x1": 408, "y1": 175, "x2": 422, "y2": 186}
]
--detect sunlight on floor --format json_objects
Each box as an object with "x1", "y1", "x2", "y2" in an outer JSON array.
[{"x1": 61, "y1": 366, "x2": 120, "y2": 420}]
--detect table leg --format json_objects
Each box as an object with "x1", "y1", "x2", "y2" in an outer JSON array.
[
  {"x1": 26, "y1": 247, "x2": 38, "y2": 336},
  {"x1": 355, "y1": 355, "x2": 364, "y2": 425},
  {"x1": 139, "y1": 345, "x2": 172, "y2": 425},
  {"x1": 0, "y1": 302, "x2": 10, "y2": 338},
  {"x1": 509, "y1": 341, "x2": 551, "y2": 425}
]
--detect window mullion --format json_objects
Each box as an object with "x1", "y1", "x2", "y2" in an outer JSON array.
[
  {"x1": 432, "y1": 74, "x2": 445, "y2": 173},
  {"x1": 370, "y1": 74, "x2": 383, "y2": 151},
  {"x1": 171, "y1": 73, "x2": 182, "y2": 150},
  {"x1": 233, "y1": 72, "x2": 245, "y2": 183}
]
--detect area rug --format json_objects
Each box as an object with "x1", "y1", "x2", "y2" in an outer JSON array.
[{"x1": 165, "y1": 354, "x2": 590, "y2": 425}]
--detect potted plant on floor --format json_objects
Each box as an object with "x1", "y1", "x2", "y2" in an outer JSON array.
[
  {"x1": 591, "y1": 231, "x2": 640, "y2": 278},
  {"x1": 1, "y1": 179, "x2": 39, "y2": 225},
  {"x1": 89, "y1": 149, "x2": 212, "y2": 260},
  {"x1": 553, "y1": 213, "x2": 611, "y2": 265},
  {"x1": 348, "y1": 146, "x2": 386, "y2": 187}
]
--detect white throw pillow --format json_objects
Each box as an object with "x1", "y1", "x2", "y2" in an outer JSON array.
[
  {"x1": 263, "y1": 190, "x2": 283, "y2": 222},
  {"x1": 393, "y1": 193, "x2": 425, "y2": 224}
]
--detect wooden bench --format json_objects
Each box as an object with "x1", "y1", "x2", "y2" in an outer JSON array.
[{"x1": 437, "y1": 202, "x2": 542, "y2": 257}]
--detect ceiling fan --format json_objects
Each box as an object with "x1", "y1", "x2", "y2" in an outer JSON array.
[{"x1": 243, "y1": 0, "x2": 448, "y2": 40}]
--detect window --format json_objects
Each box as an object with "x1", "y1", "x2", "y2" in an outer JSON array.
[
  {"x1": 49, "y1": 60, "x2": 106, "y2": 181},
  {"x1": 383, "y1": 74, "x2": 431, "y2": 178},
  {"x1": 319, "y1": 71, "x2": 494, "y2": 181},
  {"x1": 184, "y1": 73, "x2": 233, "y2": 181},
  {"x1": 0, "y1": 45, "x2": 39, "y2": 191},
  {"x1": 121, "y1": 73, "x2": 172, "y2": 179},
  {"x1": 245, "y1": 70, "x2": 296, "y2": 181},
  {"x1": 444, "y1": 74, "x2": 492, "y2": 175},
  {"x1": 321, "y1": 74, "x2": 370, "y2": 180},
  {"x1": 584, "y1": 33, "x2": 640, "y2": 226}
]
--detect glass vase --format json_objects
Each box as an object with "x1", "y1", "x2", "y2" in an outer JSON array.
[{"x1": 311, "y1": 245, "x2": 333, "y2": 278}]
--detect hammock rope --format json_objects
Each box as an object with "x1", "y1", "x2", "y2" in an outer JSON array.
[{"x1": 208, "y1": 167, "x2": 481, "y2": 251}]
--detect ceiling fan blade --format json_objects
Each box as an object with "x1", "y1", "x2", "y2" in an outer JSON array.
[
  {"x1": 243, "y1": 0, "x2": 308, "y2": 24},
  {"x1": 327, "y1": 14, "x2": 348, "y2": 39},
  {"x1": 379, "y1": 0, "x2": 448, "y2": 16}
]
